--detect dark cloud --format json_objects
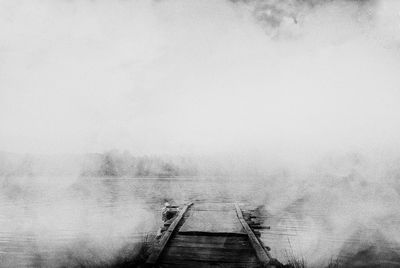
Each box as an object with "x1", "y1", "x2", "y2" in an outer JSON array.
[{"x1": 231, "y1": 0, "x2": 376, "y2": 35}]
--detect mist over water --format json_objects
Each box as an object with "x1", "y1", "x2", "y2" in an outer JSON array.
[{"x1": 1, "y1": 0, "x2": 400, "y2": 267}]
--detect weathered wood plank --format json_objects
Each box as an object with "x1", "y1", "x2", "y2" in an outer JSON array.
[
  {"x1": 178, "y1": 231, "x2": 246, "y2": 236},
  {"x1": 172, "y1": 234, "x2": 250, "y2": 244},
  {"x1": 192, "y1": 203, "x2": 237, "y2": 211},
  {"x1": 164, "y1": 246, "x2": 255, "y2": 257},
  {"x1": 161, "y1": 250, "x2": 259, "y2": 263},
  {"x1": 168, "y1": 241, "x2": 249, "y2": 249},
  {"x1": 170, "y1": 237, "x2": 250, "y2": 248},
  {"x1": 170, "y1": 235, "x2": 250, "y2": 250},
  {"x1": 146, "y1": 202, "x2": 193, "y2": 265},
  {"x1": 160, "y1": 260, "x2": 261, "y2": 268},
  {"x1": 180, "y1": 209, "x2": 245, "y2": 233},
  {"x1": 235, "y1": 203, "x2": 272, "y2": 268}
]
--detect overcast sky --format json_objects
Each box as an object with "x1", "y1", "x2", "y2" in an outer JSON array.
[{"x1": 1, "y1": 0, "x2": 400, "y2": 156}]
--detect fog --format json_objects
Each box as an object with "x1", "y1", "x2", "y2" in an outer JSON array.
[
  {"x1": 1, "y1": 0, "x2": 400, "y2": 267},
  {"x1": 1, "y1": 0, "x2": 400, "y2": 157}
]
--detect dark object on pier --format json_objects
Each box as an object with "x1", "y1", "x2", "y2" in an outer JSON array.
[
  {"x1": 162, "y1": 203, "x2": 179, "y2": 221},
  {"x1": 156, "y1": 203, "x2": 180, "y2": 239}
]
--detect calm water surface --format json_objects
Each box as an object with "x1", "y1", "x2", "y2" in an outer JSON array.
[{"x1": 0, "y1": 177, "x2": 399, "y2": 267}]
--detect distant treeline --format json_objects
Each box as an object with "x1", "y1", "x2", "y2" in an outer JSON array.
[
  {"x1": 81, "y1": 151, "x2": 198, "y2": 177},
  {"x1": 0, "y1": 151, "x2": 198, "y2": 178},
  {"x1": 0, "y1": 150, "x2": 287, "y2": 178}
]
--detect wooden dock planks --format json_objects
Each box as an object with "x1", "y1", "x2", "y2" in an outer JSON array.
[
  {"x1": 179, "y1": 210, "x2": 245, "y2": 233},
  {"x1": 159, "y1": 234, "x2": 260, "y2": 267},
  {"x1": 147, "y1": 202, "x2": 274, "y2": 268}
]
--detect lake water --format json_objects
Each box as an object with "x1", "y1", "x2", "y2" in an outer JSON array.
[{"x1": 0, "y1": 177, "x2": 399, "y2": 267}]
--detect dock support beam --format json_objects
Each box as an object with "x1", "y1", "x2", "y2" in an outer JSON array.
[{"x1": 235, "y1": 203, "x2": 275, "y2": 268}]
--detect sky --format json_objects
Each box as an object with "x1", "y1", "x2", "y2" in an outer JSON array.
[{"x1": 1, "y1": 0, "x2": 400, "y2": 157}]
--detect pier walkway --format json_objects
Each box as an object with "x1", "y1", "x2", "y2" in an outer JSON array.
[{"x1": 146, "y1": 202, "x2": 276, "y2": 268}]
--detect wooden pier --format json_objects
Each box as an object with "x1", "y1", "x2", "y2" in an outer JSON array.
[{"x1": 146, "y1": 202, "x2": 276, "y2": 268}]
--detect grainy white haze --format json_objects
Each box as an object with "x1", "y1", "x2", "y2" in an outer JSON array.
[
  {"x1": 0, "y1": 0, "x2": 399, "y2": 157},
  {"x1": 1, "y1": 0, "x2": 400, "y2": 267}
]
